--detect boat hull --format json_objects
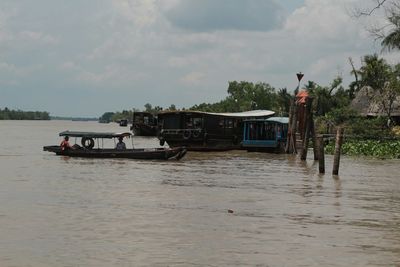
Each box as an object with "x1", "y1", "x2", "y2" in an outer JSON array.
[
  {"x1": 43, "y1": 146, "x2": 186, "y2": 160},
  {"x1": 163, "y1": 139, "x2": 241, "y2": 151}
]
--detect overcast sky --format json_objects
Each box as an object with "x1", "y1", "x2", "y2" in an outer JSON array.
[{"x1": 0, "y1": 0, "x2": 398, "y2": 117}]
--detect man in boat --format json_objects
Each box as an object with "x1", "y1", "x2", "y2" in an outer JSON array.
[
  {"x1": 115, "y1": 136, "x2": 126, "y2": 150},
  {"x1": 60, "y1": 136, "x2": 71, "y2": 151}
]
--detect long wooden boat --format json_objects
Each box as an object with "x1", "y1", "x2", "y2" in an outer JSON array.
[
  {"x1": 130, "y1": 112, "x2": 158, "y2": 136},
  {"x1": 157, "y1": 110, "x2": 275, "y2": 151},
  {"x1": 43, "y1": 131, "x2": 187, "y2": 160},
  {"x1": 242, "y1": 117, "x2": 289, "y2": 153}
]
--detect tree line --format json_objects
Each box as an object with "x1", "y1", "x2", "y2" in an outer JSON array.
[{"x1": 0, "y1": 107, "x2": 50, "y2": 120}]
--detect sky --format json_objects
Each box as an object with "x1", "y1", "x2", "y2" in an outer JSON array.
[{"x1": 0, "y1": 0, "x2": 399, "y2": 117}]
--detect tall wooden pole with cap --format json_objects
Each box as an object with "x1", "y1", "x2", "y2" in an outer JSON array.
[
  {"x1": 296, "y1": 72, "x2": 304, "y2": 91},
  {"x1": 287, "y1": 72, "x2": 304, "y2": 154}
]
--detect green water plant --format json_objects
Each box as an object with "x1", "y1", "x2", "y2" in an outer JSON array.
[{"x1": 325, "y1": 139, "x2": 400, "y2": 159}]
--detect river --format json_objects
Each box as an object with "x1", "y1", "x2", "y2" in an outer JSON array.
[{"x1": 0, "y1": 120, "x2": 399, "y2": 267}]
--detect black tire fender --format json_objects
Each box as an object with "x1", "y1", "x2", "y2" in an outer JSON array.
[
  {"x1": 183, "y1": 130, "x2": 191, "y2": 140},
  {"x1": 192, "y1": 129, "x2": 201, "y2": 138},
  {"x1": 81, "y1": 137, "x2": 95, "y2": 149}
]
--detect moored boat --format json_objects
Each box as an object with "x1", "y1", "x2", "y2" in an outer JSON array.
[
  {"x1": 43, "y1": 131, "x2": 187, "y2": 160},
  {"x1": 157, "y1": 110, "x2": 275, "y2": 151},
  {"x1": 119, "y1": 119, "x2": 128, "y2": 127},
  {"x1": 242, "y1": 117, "x2": 289, "y2": 153}
]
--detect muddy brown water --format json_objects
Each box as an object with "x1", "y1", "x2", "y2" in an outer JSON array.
[{"x1": 0, "y1": 120, "x2": 399, "y2": 266}]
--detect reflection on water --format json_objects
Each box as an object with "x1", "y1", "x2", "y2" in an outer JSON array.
[{"x1": 0, "y1": 120, "x2": 400, "y2": 266}]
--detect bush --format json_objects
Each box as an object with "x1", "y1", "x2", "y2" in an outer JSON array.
[{"x1": 325, "y1": 139, "x2": 400, "y2": 159}]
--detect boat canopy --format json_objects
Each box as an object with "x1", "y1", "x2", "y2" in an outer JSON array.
[
  {"x1": 59, "y1": 131, "x2": 132, "y2": 139},
  {"x1": 159, "y1": 109, "x2": 275, "y2": 118},
  {"x1": 244, "y1": 117, "x2": 289, "y2": 124}
]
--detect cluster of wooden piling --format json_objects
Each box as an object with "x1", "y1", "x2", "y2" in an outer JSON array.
[{"x1": 286, "y1": 95, "x2": 344, "y2": 175}]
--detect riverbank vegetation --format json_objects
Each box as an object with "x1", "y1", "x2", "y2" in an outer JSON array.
[
  {"x1": 0, "y1": 107, "x2": 50, "y2": 120},
  {"x1": 325, "y1": 139, "x2": 400, "y2": 159}
]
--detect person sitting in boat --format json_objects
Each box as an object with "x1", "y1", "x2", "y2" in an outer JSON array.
[
  {"x1": 115, "y1": 136, "x2": 126, "y2": 150},
  {"x1": 60, "y1": 136, "x2": 71, "y2": 151}
]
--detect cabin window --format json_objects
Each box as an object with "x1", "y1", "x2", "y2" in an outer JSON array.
[
  {"x1": 185, "y1": 117, "x2": 192, "y2": 128},
  {"x1": 249, "y1": 123, "x2": 256, "y2": 139},
  {"x1": 225, "y1": 119, "x2": 233, "y2": 129},
  {"x1": 263, "y1": 123, "x2": 276, "y2": 140},
  {"x1": 192, "y1": 117, "x2": 203, "y2": 128},
  {"x1": 218, "y1": 118, "x2": 234, "y2": 129},
  {"x1": 185, "y1": 117, "x2": 203, "y2": 129},
  {"x1": 163, "y1": 116, "x2": 180, "y2": 129}
]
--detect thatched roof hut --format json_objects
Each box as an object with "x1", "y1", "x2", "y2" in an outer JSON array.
[{"x1": 351, "y1": 87, "x2": 400, "y2": 119}]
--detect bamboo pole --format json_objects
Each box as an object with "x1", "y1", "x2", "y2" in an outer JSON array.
[
  {"x1": 332, "y1": 127, "x2": 344, "y2": 175},
  {"x1": 317, "y1": 135, "x2": 325, "y2": 174}
]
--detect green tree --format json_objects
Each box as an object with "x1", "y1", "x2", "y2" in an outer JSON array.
[
  {"x1": 354, "y1": 1, "x2": 400, "y2": 52},
  {"x1": 144, "y1": 103, "x2": 153, "y2": 113},
  {"x1": 226, "y1": 81, "x2": 277, "y2": 112},
  {"x1": 276, "y1": 88, "x2": 292, "y2": 116},
  {"x1": 381, "y1": 4, "x2": 400, "y2": 51},
  {"x1": 167, "y1": 104, "x2": 177, "y2": 111},
  {"x1": 306, "y1": 77, "x2": 351, "y2": 117},
  {"x1": 99, "y1": 112, "x2": 114, "y2": 123}
]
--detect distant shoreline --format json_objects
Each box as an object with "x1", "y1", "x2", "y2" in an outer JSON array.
[{"x1": 50, "y1": 117, "x2": 98, "y2": 121}]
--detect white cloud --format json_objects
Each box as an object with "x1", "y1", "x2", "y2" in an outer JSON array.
[
  {"x1": 285, "y1": 0, "x2": 363, "y2": 40},
  {"x1": 60, "y1": 61, "x2": 79, "y2": 71},
  {"x1": 165, "y1": 0, "x2": 284, "y2": 32},
  {"x1": 19, "y1": 31, "x2": 58, "y2": 45},
  {"x1": 77, "y1": 64, "x2": 149, "y2": 87},
  {"x1": 111, "y1": 0, "x2": 158, "y2": 27},
  {"x1": 180, "y1": 71, "x2": 205, "y2": 85}
]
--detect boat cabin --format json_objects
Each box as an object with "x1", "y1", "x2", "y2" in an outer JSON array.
[
  {"x1": 242, "y1": 117, "x2": 289, "y2": 152},
  {"x1": 131, "y1": 112, "x2": 158, "y2": 136},
  {"x1": 59, "y1": 131, "x2": 133, "y2": 149},
  {"x1": 158, "y1": 110, "x2": 275, "y2": 151},
  {"x1": 119, "y1": 119, "x2": 128, "y2": 127}
]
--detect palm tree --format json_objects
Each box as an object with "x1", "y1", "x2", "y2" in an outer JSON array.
[{"x1": 381, "y1": 5, "x2": 400, "y2": 51}]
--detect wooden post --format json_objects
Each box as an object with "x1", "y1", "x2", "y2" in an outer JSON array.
[
  {"x1": 317, "y1": 135, "x2": 325, "y2": 174},
  {"x1": 285, "y1": 98, "x2": 294, "y2": 153},
  {"x1": 332, "y1": 127, "x2": 344, "y2": 175},
  {"x1": 300, "y1": 97, "x2": 313, "y2": 160},
  {"x1": 286, "y1": 97, "x2": 297, "y2": 154},
  {"x1": 291, "y1": 102, "x2": 298, "y2": 154},
  {"x1": 311, "y1": 110, "x2": 318, "y2": 161}
]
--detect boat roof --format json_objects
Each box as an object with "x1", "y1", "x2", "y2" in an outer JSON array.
[
  {"x1": 159, "y1": 109, "x2": 275, "y2": 118},
  {"x1": 244, "y1": 116, "x2": 289, "y2": 124},
  {"x1": 59, "y1": 131, "x2": 132, "y2": 139}
]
